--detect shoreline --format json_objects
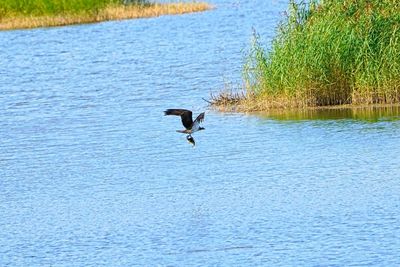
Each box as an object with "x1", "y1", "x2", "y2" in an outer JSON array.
[
  {"x1": 0, "y1": 2, "x2": 212, "y2": 31},
  {"x1": 208, "y1": 91, "x2": 400, "y2": 113}
]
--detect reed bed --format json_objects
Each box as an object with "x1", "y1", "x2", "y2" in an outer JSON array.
[
  {"x1": 0, "y1": 1, "x2": 212, "y2": 30},
  {"x1": 213, "y1": 0, "x2": 400, "y2": 111}
]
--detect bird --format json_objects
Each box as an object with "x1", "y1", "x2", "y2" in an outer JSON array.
[{"x1": 164, "y1": 109, "x2": 205, "y2": 146}]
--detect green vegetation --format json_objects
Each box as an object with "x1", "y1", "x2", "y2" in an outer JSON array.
[
  {"x1": 0, "y1": 0, "x2": 148, "y2": 18},
  {"x1": 242, "y1": 0, "x2": 400, "y2": 109},
  {"x1": 0, "y1": 1, "x2": 211, "y2": 30}
]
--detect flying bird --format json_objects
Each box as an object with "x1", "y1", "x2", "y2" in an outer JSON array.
[{"x1": 164, "y1": 109, "x2": 205, "y2": 146}]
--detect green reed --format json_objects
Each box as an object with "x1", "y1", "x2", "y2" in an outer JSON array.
[
  {"x1": 244, "y1": 0, "x2": 400, "y2": 107},
  {"x1": 0, "y1": 0, "x2": 149, "y2": 18}
]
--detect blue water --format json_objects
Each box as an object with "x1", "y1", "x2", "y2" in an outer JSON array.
[{"x1": 1, "y1": 0, "x2": 400, "y2": 266}]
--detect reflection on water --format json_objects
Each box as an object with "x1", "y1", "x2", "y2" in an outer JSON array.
[{"x1": 256, "y1": 105, "x2": 400, "y2": 121}]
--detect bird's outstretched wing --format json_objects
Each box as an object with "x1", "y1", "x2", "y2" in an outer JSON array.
[
  {"x1": 164, "y1": 109, "x2": 193, "y2": 129},
  {"x1": 191, "y1": 112, "x2": 205, "y2": 131}
]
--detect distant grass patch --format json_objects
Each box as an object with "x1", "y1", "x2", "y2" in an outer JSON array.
[
  {"x1": 0, "y1": 0, "x2": 144, "y2": 17},
  {"x1": 213, "y1": 0, "x2": 400, "y2": 111},
  {"x1": 0, "y1": 0, "x2": 212, "y2": 30}
]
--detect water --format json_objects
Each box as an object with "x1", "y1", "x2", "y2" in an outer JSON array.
[{"x1": 1, "y1": 1, "x2": 400, "y2": 266}]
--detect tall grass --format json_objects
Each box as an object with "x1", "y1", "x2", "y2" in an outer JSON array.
[{"x1": 243, "y1": 0, "x2": 400, "y2": 109}]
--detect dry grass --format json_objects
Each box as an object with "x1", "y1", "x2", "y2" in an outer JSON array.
[
  {"x1": 0, "y1": 2, "x2": 212, "y2": 30},
  {"x1": 102, "y1": 2, "x2": 212, "y2": 20},
  {"x1": 208, "y1": 88, "x2": 400, "y2": 113},
  {"x1": 208, "y1": 88, "x2": 316, "y2": 112}
]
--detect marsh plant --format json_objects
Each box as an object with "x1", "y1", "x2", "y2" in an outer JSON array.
[{"x1": 243, "y1": 0, "x2": 400, "y2": 108}]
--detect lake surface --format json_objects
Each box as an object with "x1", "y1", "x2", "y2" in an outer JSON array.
[{"x1": 1, "y1": 0, "x2": 400, "y2": 266}]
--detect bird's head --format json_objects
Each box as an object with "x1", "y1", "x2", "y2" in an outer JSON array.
[{"x1": 199, "y1": 127, "x2": 205, "y2": 131}]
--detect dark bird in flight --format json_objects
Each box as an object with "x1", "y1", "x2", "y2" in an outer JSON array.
[{"x1": 164, "y1": 109, "x2": 205, "y2": 146}]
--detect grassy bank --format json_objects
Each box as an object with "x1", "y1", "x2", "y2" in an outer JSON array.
[
  {"x1": 0, "y1": 0, "x2": 212, "y2": 30},
  {"x1": 213, "y1": 0, "x2": 400, "y2": 111}
]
